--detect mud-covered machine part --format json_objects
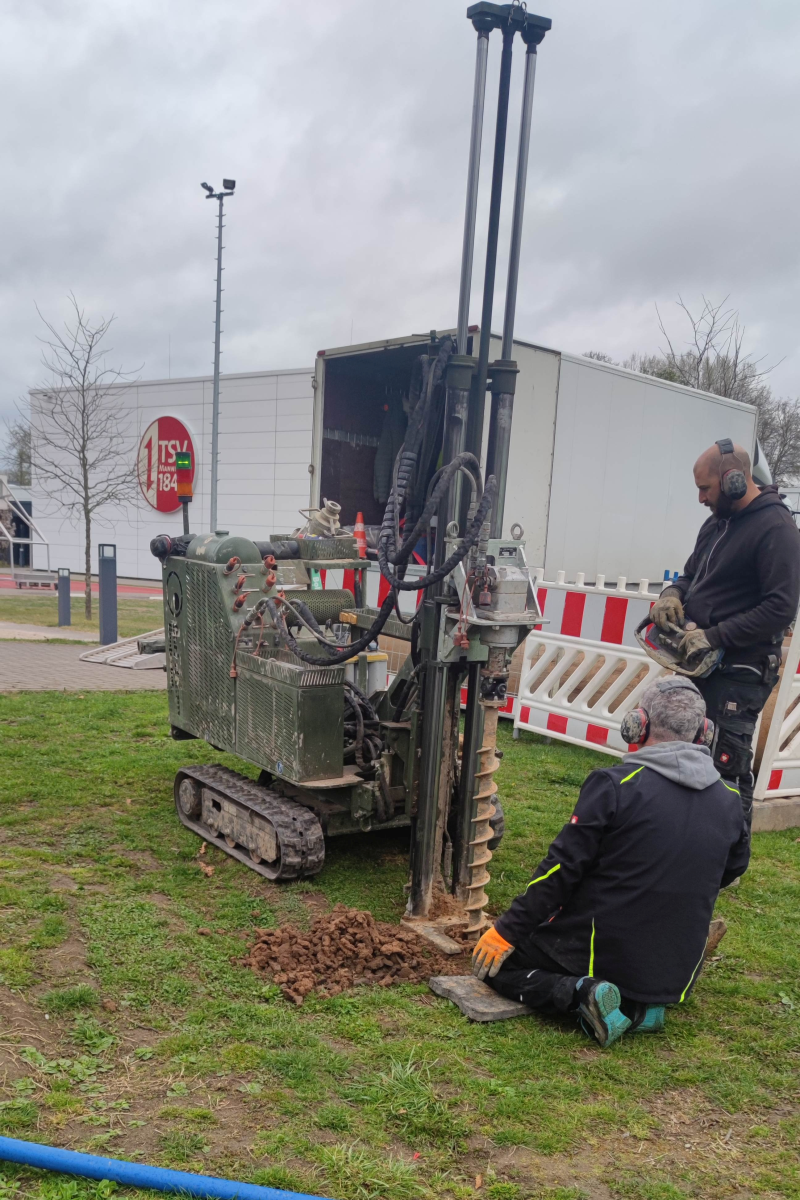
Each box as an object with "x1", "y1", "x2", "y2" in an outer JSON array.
[{"x1": 175, "y1": 765, "x2": 325, "y2": 881}]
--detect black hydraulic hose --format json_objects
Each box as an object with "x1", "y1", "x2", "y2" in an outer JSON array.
[
  {"x1": 378, "y1": 451, "x2": 481, "y2": 583},
  {"x1": 389, "y1": 452, "x2": 483, "y2": 568},
  {"x1": 265, "y1": 590, "x2": 398, "y2": 668},
  {"x1": 379, "y1": 474, "x2": 497, "y2": 591}
]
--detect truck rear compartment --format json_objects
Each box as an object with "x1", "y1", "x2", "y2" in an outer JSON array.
[{"x1": 318, "y1": 342, "x2": 431, "y2": 528}]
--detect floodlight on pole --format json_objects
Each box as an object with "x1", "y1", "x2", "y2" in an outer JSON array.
[{"x1": 201, "y1": 179, "x2": 236, "y2": 532}]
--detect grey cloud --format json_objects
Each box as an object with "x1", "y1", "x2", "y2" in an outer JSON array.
[{"x1": 2, "y1": 0, "x2": 800, "y2": 454}]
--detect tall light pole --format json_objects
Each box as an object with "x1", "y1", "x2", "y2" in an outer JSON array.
[{"x1": 201, "y1": 178, "x2": 236, "y2": 533}]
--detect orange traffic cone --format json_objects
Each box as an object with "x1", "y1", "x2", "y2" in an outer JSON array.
[{"x1": 354, "y1": 512, "x2": 367, "y2": 559}]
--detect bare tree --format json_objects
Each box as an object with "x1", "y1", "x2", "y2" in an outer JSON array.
[
  {"x1": 752, "y1": 396, "x2": 800, "y2": 486},
  {"x1": 0, "y1": 419, "x2": 32, "y2": 486},
  {"x1": 24, "y1": 295, "x2": 139, "y2": 617},
  {"x1": 589, "y1": 298, "x2": 800, "y2": 486},
  {"x1": 642, "y1": 296, "x2": 774, "y2": 406}
]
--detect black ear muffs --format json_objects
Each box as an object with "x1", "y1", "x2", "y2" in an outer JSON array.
[
  {"x1": 715, "y1": 438, "x2": 747, "y2": 501},
  {"x1": 620, "y1": 706, "x2": 650, "y2": 746}
]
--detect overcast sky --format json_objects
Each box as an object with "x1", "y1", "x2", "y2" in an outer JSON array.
[{"x1": 2, "y1": 0, "x2": 799, "y2": 446}]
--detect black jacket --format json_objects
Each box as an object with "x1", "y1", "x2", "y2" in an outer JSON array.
[
  {"x1": 673, "y1": 487, "x2": 800, "y2": 662},
  {"x1": 494, "y1": 758, "x2": 750, "y2": 1004}
]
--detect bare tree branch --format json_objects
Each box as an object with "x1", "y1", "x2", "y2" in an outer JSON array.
[
  {"x1": 597, "y1": 297, "x2": 800, "y2": 486},
  {"x1": 19, "y1": 295, "x2": 141, "y2": 617}
]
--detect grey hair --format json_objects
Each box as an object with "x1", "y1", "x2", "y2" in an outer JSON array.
[{"x1": 641, "y1": 677, "x2": 706, "y2": 743}]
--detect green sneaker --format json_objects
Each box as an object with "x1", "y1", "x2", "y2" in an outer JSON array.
[
  {"x1": 578, "y1": 980, "x2": 631, "y2": 1047},
  {"x1": 629, "y1": 1004, "x2": 666, "y2": 1033}
]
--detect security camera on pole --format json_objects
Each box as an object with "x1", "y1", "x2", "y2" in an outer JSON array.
[{"x1": 200, "y1": 178, "x2": 236, "y2": 534}]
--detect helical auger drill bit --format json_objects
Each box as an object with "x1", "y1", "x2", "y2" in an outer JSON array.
[{"x1": 464, "y1": 701, "x2": 502, "y2": 936}]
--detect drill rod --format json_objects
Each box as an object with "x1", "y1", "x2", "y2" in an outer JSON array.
[
  {"x1": 456, "y1": 29, "x2": 490, "y2": 357},
  {"x1": 465, "y1": 25, "x2": 516, "y2": 464},
  {"x1": 501, "y1": 40, "x2": 538, "y2": 360}
]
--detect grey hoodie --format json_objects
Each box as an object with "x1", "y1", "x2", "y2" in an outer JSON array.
[{"x1": 621, "y1": 742, "x2": 720, "y2": 790}]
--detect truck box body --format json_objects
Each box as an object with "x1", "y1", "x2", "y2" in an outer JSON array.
[
  {"x1": 312, "y1": 329, "x2": 759, "y2": 584},
  {"x1": 28, "y1": 329, "x2": 758, "y2": 587}
]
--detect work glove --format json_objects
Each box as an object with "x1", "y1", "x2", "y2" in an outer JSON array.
[
  {"x1": 471, "y1": 925, "x2": 515, "y2": 981},
  {"x1": 679, "y1": 626, "x2": 711, "y2": 664},
  {"x1": 650, "y1": 588, "x2": 685, "y2": 634}
]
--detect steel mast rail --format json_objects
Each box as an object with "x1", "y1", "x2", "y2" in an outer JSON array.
[{"x1": 405, "y1": 2, "x2": 550, "y2": 930}]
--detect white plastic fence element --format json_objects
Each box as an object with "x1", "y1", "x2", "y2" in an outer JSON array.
[
  {"x1": 754, "y1": 623, "x2": 800, "y2": 800},
  {"x1": 513, "y1": 573, "x2": 665, "y2": 755},
  {"x1": 514, "y1": 634, "x2": 665, "y2": 754},
  {"x1": 79, "y1": 629, "x2": 165, "y2": 670},
  {"x1": 0, "y1": 478, "x2": 54, "y2": 585}
]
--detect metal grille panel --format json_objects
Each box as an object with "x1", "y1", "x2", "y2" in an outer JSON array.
[
  {"x1": 237, "y1": 670, "x2": 299, "y2": 774},
  {"x1": 186, "y1": 562, "x2": 234, "y2": 746}
]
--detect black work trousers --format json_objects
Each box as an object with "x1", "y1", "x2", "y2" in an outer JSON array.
[
  {"x1": 695, "y1": 659, "x2": 778, "y2": 829},
  {"x1": 487, "y1": 937, "x2": 582, "y2": 1013}
]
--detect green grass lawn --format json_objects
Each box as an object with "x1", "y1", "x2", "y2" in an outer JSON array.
[
  {"x1": 0, "y1": 692, "x2": 798, "y2": 1200},
  {"x1": 0, "y1": 593, "x2": 163, "y2": 639}
]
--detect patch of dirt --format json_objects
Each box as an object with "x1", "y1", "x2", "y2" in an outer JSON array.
[
  {"x1": 48, "y1": 873, "x2": 79, "y2": 891},
  {"x1": 0, "y1": 984, "x2": 62, "y2": 1078},
  {"x1": 110, "y1": 849, "x2": 161, "y2": 870},
  {"x1": 242, "y1": 903, "x2": 468, "y2": 1004},
  {"x1": 466, "y1": 1090, "x2": 800, "y2": 1199},
  {"x1": 47, "y1": 936, "x2": 89, "y2": 977},
  {"x1": 301, "y1": 891, "x2": 330, "y2": 920}
]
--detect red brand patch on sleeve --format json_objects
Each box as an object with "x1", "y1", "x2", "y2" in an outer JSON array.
[{"x1": 570, "y1": 815, "x2": 579, "y2": 824}]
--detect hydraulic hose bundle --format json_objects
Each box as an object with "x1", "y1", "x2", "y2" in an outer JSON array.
[{"x1": 267, "y1": 336, "x2": 497, "y2": 668}]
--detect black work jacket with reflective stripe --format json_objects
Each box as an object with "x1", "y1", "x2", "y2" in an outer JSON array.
[{"x1": 494, "y1": 761, "x2": 750, "y2": 1004}]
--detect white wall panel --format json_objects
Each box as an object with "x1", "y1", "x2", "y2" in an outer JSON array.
[
  {"x1": 544, "y1": 355, "x2": 758, "y2": 582},
  {"x1": 30, "y1": 367, "x2": 314, "y2": 580}
]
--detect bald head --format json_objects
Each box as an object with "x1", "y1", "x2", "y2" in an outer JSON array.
[
  {"x1": 694, "y1": 442, "x2": 751, "y2": 479},
  {"x1": 693, "y1": 441, "x2": 759, "y2": 515}
]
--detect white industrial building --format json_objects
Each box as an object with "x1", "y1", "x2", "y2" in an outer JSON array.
[
  {"x1": 28, "y1": 328, "x2": 765, "y2": 585},
  {"x1": 30, "y1": 366, "x2": 315, "y2": 580}
]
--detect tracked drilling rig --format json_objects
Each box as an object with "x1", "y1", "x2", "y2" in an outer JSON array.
[{"x1": 152, "y1": 2, "x2": 552, "y2": 937}]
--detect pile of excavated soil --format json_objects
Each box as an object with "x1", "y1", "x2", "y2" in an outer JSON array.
[{"x1": 242, "y1": 904, "x2": 468, "y2": 1005}]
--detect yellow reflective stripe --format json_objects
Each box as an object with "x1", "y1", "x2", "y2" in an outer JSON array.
[
  {"x1": 525, "y1": 862, "x2": 561, "y2": 891},
  {"x1": 679, "y1": 944, "x2": 707, "y2": 1003},
  {"x1": 721, "y1": 781, "x2": 740, "y2": 794},
  {"x1": 620, "y1": 765, "x2": 645, "y2": 784},
  {"x1": 588, "y1": 919, "x2": 596, "y2": 976}
]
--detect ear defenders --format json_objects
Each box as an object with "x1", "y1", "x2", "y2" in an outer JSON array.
[
  {"x1": 715, "y1": 437, "x2": 747, "y2": 501},
  {"x1": 620, "y1": 678, "x2": 715, "y2": 747}
]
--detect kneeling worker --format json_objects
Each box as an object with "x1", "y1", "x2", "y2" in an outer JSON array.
[{"x1": 472, "y1": 678, "x2": 749, "y2": 1047}]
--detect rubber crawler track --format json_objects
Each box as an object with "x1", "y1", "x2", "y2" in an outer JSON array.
[{"x1": 174, "y1": 764, "x2": 325, "y2": 881}]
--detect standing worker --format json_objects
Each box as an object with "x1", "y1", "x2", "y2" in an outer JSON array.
[{"x1": 650, "y1": 440, "x2": 800, "y2": 826}]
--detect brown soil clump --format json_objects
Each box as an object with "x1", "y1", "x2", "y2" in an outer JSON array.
[{"x1": 242, "y1": 904, "x2": 468, "y2": 1004}]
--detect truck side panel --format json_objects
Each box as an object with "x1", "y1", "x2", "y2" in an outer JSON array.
[{"x1": 543, "y1": 354, "x2": 758, "y2": 583}]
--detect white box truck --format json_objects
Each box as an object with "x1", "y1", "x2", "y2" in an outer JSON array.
[{"x1": 311, "y1": 328, "x2": 763, "y2": 586}]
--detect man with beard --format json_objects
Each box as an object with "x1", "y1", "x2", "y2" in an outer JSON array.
[{"x1": 651, "y1": 439, "x2": 800, "y2": 827}]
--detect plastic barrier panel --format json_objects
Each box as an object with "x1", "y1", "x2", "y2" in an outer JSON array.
[
  {"x1": 754, "y1": 624, "x2": 800, "y2": 800},
  {"x1": 514, "y1": 632, "x2": 666, "y2": 755},
  {"x1": 514, "y1": 575, "x2": 664, "y2": 756}
]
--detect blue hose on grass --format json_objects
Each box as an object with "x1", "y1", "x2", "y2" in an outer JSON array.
[{"x1": 0, "y1": 1137, "x2": 331, "y2": 1200}]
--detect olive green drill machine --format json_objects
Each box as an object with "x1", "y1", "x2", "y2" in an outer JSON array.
[{"x1": 152, "y1": 3, "x2": 552, "y2": 936}]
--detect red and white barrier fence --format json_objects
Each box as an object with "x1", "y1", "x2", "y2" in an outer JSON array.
[
  {"x1": 513, "y1": 573, "x2": 665, "y2": 755},
  {"x1": 321, "y1": 566, "x2": 670, "y2": 751},
  {"x1": 754, "y1": 624, "x2": 800, "y2": 801}
]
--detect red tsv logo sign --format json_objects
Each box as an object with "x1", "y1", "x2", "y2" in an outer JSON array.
[{"x1": 138, "y1": 417, "x2": 195, "y2": 513}]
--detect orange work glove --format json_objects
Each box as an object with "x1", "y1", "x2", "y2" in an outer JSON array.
[{"x1": 471, "y1": 925, "x2": 515, "y2": 981}]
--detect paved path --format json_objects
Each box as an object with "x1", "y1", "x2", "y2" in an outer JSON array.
[
  {"x1": 0, "y1": 643, "x2": 167, "y2": 691},
  {"x1": 0, "y1": 621, "x2": 99, "y2": 642}
]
